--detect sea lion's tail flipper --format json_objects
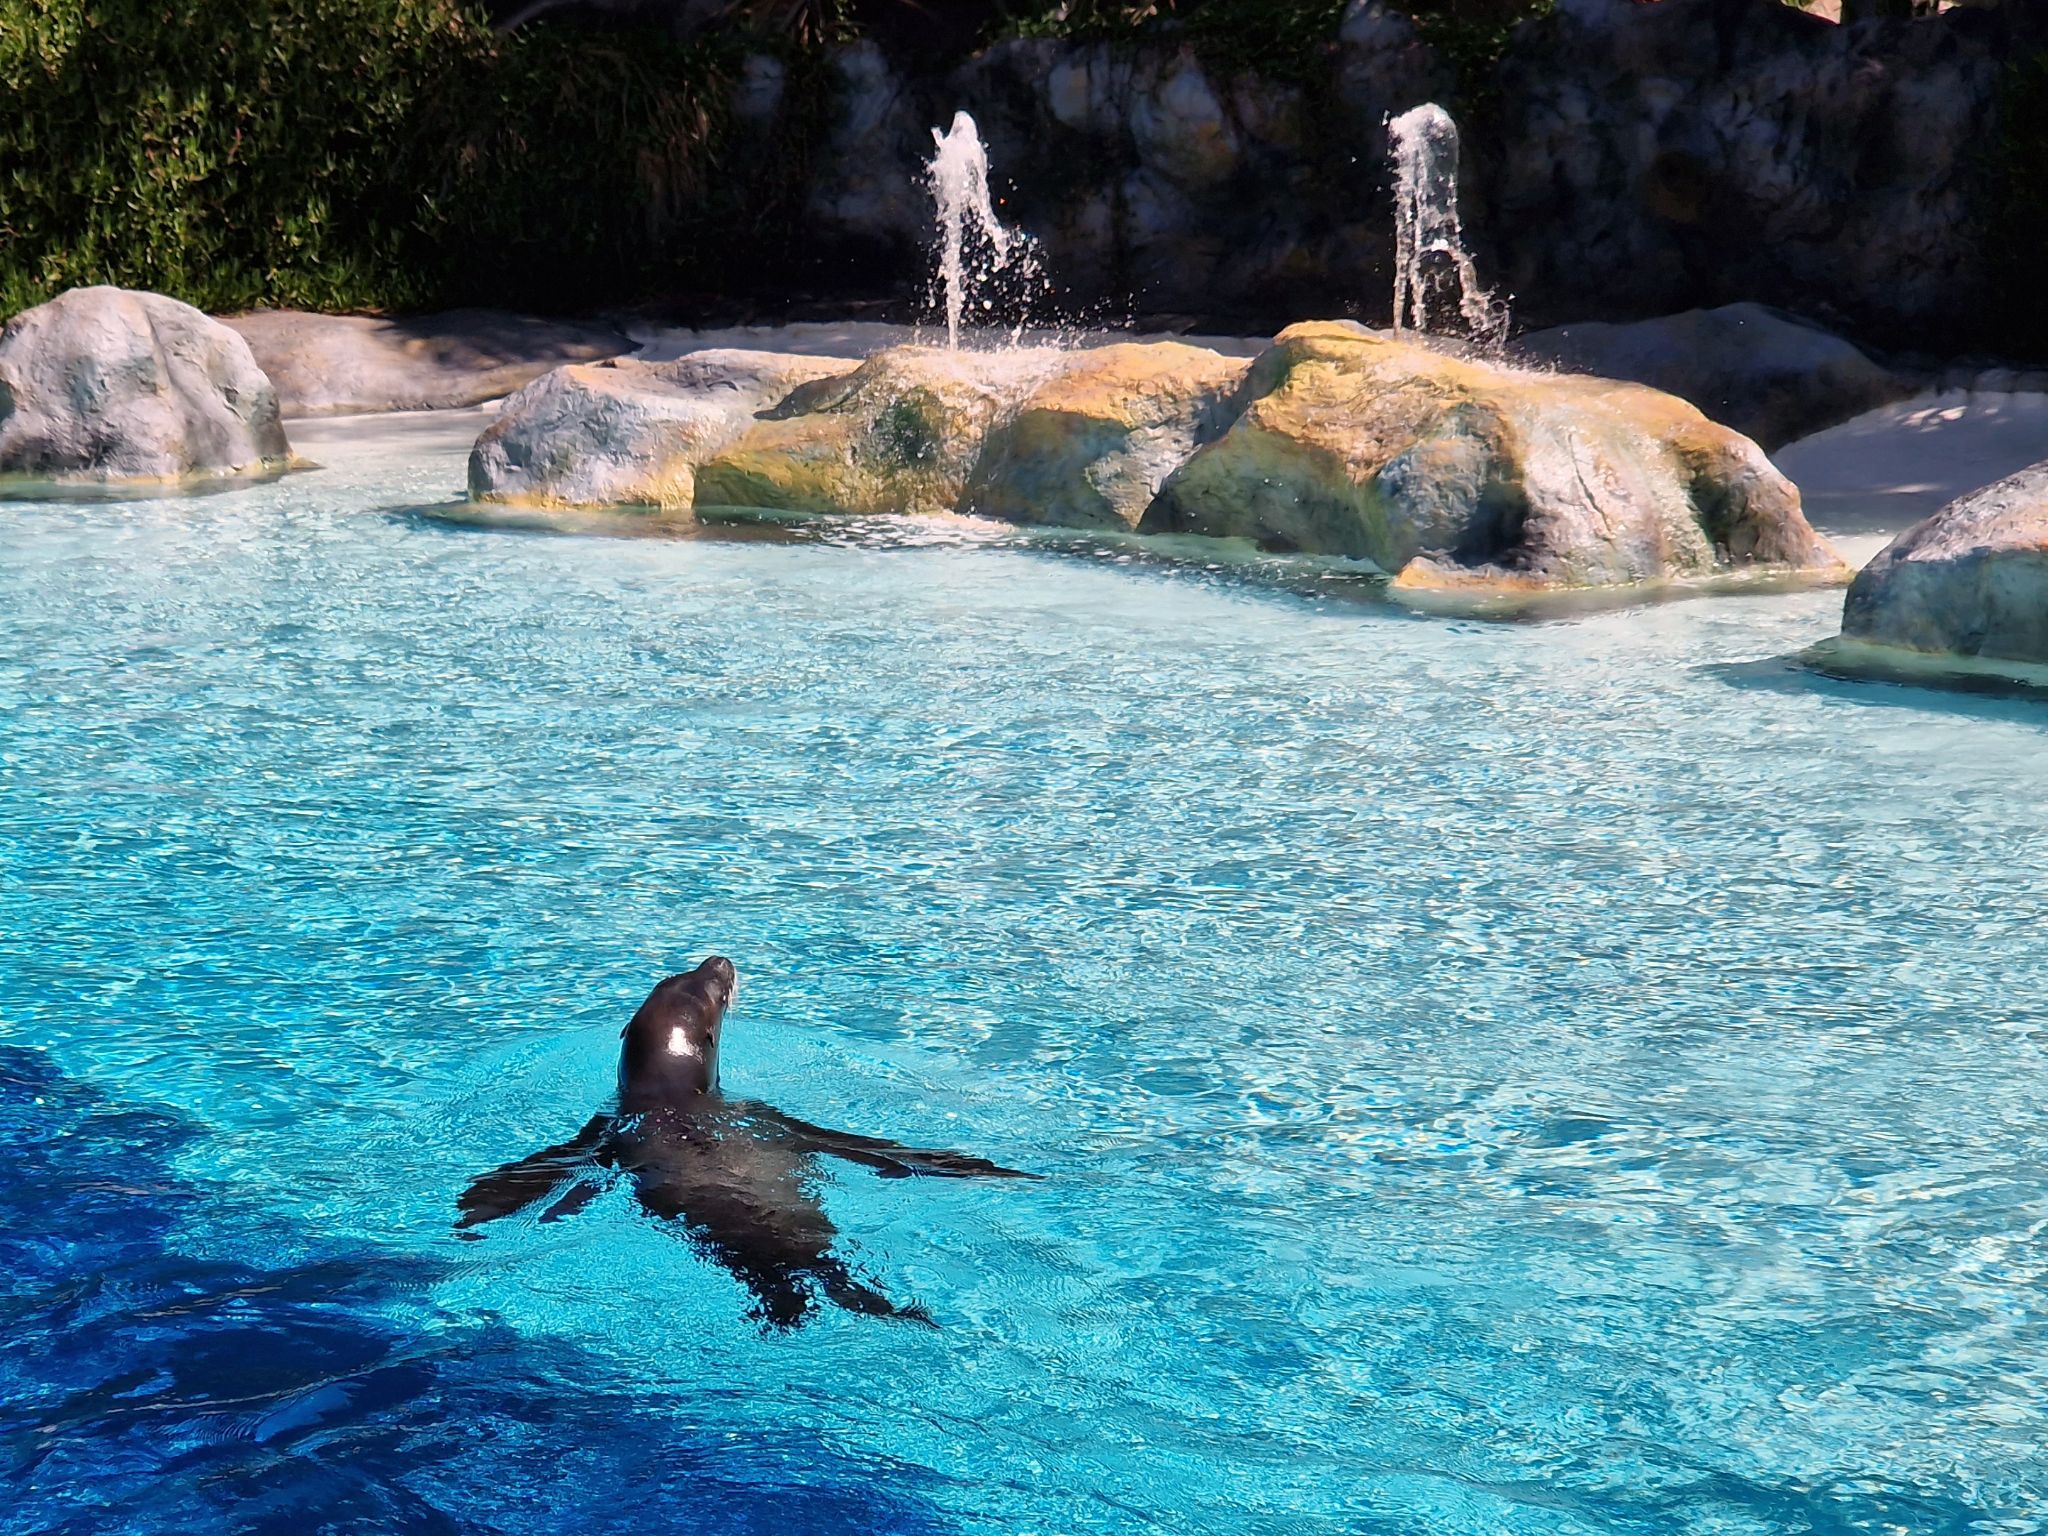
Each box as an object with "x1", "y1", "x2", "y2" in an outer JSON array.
[
  {"x1": 455, "y1": 1113, "x2": 616, "y2": 1233},
  {"x1": 818, "y1": 1262, "x2": 938, "y2": 1330},
  {"x1": 731, "y1": 1259, "x2": 933, "y2": 1331},
  {"x1": 752, "y1": 1106, "x2": 1040, "y2": 1181}
]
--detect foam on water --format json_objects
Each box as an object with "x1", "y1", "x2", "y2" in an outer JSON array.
[{"x1": 3, "y1": 418, "x2": 2047, "y2": 1534}]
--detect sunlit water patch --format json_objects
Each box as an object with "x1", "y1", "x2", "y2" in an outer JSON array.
[{"x1": 3, "y1": 413, "x2": 2046, "y2": 1534}]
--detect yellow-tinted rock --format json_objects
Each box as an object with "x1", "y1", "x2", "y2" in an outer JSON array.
[
  {"x1": 1143, "y1": 321, "x2": 1847, "y2": 592},
  {"x1": 965, "y1": 341, "x2": 1249, "y2": 529},
  {"x1": 694, "y1": 347, "x2": 1068, "y2": 516}
]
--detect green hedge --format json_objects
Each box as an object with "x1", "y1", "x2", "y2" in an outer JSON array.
[{"x1": 0, "y1": 0, "x2": 787, "y2": 316}]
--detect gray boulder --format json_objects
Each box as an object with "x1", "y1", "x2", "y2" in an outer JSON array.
[
  {"x1": 226, "y1": 308, "x2": 630, "y2": 417},
  {"x1": 1515, "y1": 304, "x2": 1907, "y2": 450},
  {"x1": 468, "y1": 350, "x2": 856, "y2": 512},
  {"x1": 1835, "y1": 462, "x2": 2048, "y2": 674},
  {"x1": 0, "y1": 286, "x2": 291, "y2": 484}
]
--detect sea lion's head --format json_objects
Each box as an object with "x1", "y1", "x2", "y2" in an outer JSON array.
[{"x1": 618, "y1": 956, "x2": 736, "y2": 1104}]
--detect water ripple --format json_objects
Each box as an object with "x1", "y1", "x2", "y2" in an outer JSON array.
[{"x1": 2, "y1": 420, "x2": 2046, "y2": 1533}]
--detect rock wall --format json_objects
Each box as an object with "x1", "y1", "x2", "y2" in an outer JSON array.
[
  {"x1": 739, "y1": 0, "x2": 2039, "y2": 355},
  {"x1": 1492, "y1": 0, "x2": 2017, "y2": 344},
  {"x1": 791, "y1": 12, "x2": 1448, "y2": 327}
]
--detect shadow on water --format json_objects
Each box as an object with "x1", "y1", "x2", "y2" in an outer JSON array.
[
  {"x1": 0, "y1": 1048, "x2": 953, "y2": 1536},
  {"x1": 1711, "y1": 651, "x2": 2048, "y2": 723}
]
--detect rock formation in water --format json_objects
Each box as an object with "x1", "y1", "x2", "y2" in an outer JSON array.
[
  {"x1": 1142, "y1": 323, "x2": 1843, "y2": 597},
  {"x1": 470, "y1": 351, "x2": 856, "y2": 511},
  {"x1": 0, "y1": 287, "x2": 291, "y2": 485},
  {"x1": 964, "y1": 342, "x2": 1248, "y2": 530},
  {"x1": 692, "y1": 346, "x2": 1067, "y2": 516},
  {"x1": 477, "y1": 327, "x2": 1844, "y2": 602},
  {"x1": 1829, "y1": 462, "x2": 2048, "y2": 681}
]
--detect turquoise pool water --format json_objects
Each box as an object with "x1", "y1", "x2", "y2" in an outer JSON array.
[{"x1": 3, "y1": 413, "x2": 2046, "y2": 1534}]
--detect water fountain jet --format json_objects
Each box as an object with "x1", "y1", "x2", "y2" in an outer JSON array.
[
  {"x1": 927, "y1": 111, "x2": 1044, "y2": 350},
  {"x1": 1388, "y1": 104, "x2": 1505, "y2": 345}
]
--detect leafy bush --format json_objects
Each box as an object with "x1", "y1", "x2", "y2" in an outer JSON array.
[
  {"x1": 1398, "y1": 0, "x2": 1554, "y2": 111},
  {"x1": 0, "y1": 0, "x2": 777, "y2": 316}
]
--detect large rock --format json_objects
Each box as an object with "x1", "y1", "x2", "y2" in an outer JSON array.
[
  {"x1": 964, "y1": 342, "x2": 1248, "y2": 529},
  {"x1": 1830, "y1": 462, "x2": 2048, "y2": 679},
  {"x1": 226, "y1": 308, "x2": 630, "y2": 417},
  {"x1": 459, "y1": 328, "x2": 1849, "y2": 609},
  {"x1": 1514, "y1": 304, "x2": 1907, "y2": 450},
  {"x1": 468, "y1": 350, "x2": 855, "y2": 512},
  {"x1": 0, "y1": 286, "x2": 291, "y2": 484},
  {"x1": 1142, "y1": 321, "x2": 1846, "y2": 597},
  {"x1": 693, "y1": 347, "x2": 1067, "y2": 516}
]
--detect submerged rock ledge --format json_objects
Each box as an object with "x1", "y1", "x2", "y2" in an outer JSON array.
[{"x1": 468, "y1": 323, "x2": 1847, "y2": 602}]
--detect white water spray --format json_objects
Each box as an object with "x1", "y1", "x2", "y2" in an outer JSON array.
[
  {"x1": 926, "y1": 111, "x2": 1042, "y2": 349},
  {"x1": 1389, "y1": 103, "x2": 1505, "y2": 344}
]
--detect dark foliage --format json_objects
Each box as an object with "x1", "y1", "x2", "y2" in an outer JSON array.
[{"x1": 0, "y1": 0, "x2": 809, "y2": 316}]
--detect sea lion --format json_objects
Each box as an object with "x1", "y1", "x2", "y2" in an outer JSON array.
[{"x1": 456, "y1": 956, "x2": 1035, "y2": 1328}]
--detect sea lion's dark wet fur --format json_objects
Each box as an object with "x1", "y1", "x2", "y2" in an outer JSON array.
[{"x1": 456, "y1": 957, "x2": 1034, "y2": 1328}]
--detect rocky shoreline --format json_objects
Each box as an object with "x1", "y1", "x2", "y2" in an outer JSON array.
[{"x1": 6, "y1": 280, "x2": 2045, "y2": 688}]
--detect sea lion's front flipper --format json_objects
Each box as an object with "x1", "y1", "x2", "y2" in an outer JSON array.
[
  {"x1": 455, "y1": 1113, "x2": 616, "y2": 1232},
  {"x1": 748, "y1": 1106, "x2": 1040, "y2": 1180}
]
